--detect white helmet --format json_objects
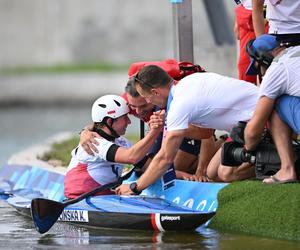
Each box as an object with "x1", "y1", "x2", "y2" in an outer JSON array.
[{"x1": 91, "y1": 95, "x2": 129, "y2": 122}]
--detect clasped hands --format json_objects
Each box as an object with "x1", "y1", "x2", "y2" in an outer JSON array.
[{"x1": 148, "y1": 110, "x2": 165, "y2": 131}]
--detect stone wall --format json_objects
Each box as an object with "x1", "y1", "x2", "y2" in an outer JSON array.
[{"x1": 0, "y1": 0, "x2": 237, "y2": 76}]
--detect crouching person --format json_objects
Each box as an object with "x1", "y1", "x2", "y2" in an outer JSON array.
[
  {"x1": 244, "y1": 34, "x2": 300, "y2": 184},
  {"x1": 64, "y1": 95, "x2": 163, "y2": 198}
]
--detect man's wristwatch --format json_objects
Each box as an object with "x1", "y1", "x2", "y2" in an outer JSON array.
[{"x1": 129, "y1": 182, "x2": 142, "y2": 195}]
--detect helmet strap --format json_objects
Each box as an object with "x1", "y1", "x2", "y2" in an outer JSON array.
[
  {"x1": 94, "y1": 127, "x2": 116, "y2": 141},
  {"x1": 93, "y1": 118, "x2": 120, "y2": 141},
  {"x1": 258, "y1": 62, "x2": 263, "y2": 84},
  {"x1": 103, "y1": 119, "x2": 120, "y2": 139}
]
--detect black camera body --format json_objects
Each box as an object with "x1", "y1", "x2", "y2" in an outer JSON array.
[
  {"x1": 221, "y1": 122, "x2": 300, "y2": 180},
  {"x1": 221, "y1": 140, "x2": 285, "y2": 179}
]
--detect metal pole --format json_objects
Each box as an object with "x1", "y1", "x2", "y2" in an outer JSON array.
[
  {"x1": 171, "y1": 0, "x2": 194, "y2": 62},
  {"x1": 203, "y1": 0, "x2": 235, "y2": 46}
]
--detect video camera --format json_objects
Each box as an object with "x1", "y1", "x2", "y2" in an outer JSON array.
[{"x1": 221, "y1": 122, "x2": 300, "y2": 180}]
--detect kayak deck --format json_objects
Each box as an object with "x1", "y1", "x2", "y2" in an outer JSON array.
[
  {"x1": 0, "y1": 164, "x2": 226, "y2": 232},
  {"x1": 6, "y1": 194, "x2": 215, "y2": 231}
]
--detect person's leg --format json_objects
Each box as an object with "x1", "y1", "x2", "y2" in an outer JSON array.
[
  {"x1": 218, "y1": 162, "x2": 255, "y2": 182},
  {"x1": 263, "y1": 110, "x2": 296, "y2": 183},
  {"x1": 206, "y1": 148, "x2": 222, "y2": 181},
  {"x1": 195, "y1": 136, "x2": 221, "y2": 181},
  {"x1": 174, "y1": 138, "x2": 200, "y2": 174},
  {"x1": 206, "y1": 147, "x2": 255, "y2": 182},
  {"x1": 263, "y1": 95, "x2": 300, "y2": 183},
  {"x1": 174, "y1": 150, "x2": 198, "y2": 174}
]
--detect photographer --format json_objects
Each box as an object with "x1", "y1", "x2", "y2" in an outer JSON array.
[
  {"x1": 244, "y1": 34, "x2": 300, "y2": 184},
  {"x1": 221, "y1": 121, "x2": 296, "y2": 180}
]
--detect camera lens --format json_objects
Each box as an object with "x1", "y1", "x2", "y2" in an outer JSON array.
[
  {"x1": 233, "y1": 147, "x2": 246, "y2": 163},
  {"x1": 221, "y1": 142, "x2": 245, "y2": 166}
]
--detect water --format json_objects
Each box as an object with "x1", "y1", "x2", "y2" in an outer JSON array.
[
  {"x1": 1, "y1": 201, "x2": 299, "y2": 250},
  {"x1": 0, "y1": 200, "x2": 219, "y2": 249},
  {"x1": 0, "y1": 105, "x2": 139, "y2": 167},
  {"x1": 1, "y1": 106, "x2": 300, "y2": 249}
]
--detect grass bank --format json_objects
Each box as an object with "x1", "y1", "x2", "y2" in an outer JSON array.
[
  {"x1": 210, "y1": 180, "x2": 300, "y2": 241},
  {"x1": 40, "y1": 136, "x2": 80, "y2": 166}
]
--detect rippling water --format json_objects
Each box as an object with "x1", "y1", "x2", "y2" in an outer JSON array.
[
  {"x1": 1, "y1": 106, "x2": 300, "y2": 249},
  {"x1": 0, "y1": 199, "x2": 220, "y2": 250},
  {"x1": 1, "y1": 200, "x2": 300, "y2": 250}
]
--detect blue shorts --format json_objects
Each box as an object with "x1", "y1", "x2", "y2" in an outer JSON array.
[
  {"x1": 275, "y1": 95, "x2": 300, "y2": 135},
  {"x1": 148, "y1": 133, "x2": 201, "y2": 156}
]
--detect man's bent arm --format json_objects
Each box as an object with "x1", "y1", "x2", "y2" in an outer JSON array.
[
  {"x1": 244, "y1": 96, "x2": 275, "y2": 151},
  {"x1": 135, "y1": 130, "x2": 185, "y2": 191}
]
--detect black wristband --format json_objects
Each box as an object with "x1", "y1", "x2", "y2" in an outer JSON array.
[{"x1": 129, "y1": 182, "x2": 142, "y2": 195}]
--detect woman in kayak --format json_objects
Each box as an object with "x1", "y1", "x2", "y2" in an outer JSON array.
[{"x1": 64, "y1": 94, "x2": 164, "y2": 198}]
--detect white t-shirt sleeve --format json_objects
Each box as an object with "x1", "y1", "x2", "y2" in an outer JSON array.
[
  {"x1": 93, "y1": 138, "x2": 115, "y2": 161},
  {"x1": 259, "y1": 63, "x2": 288, "y2": 99},
  {"x1": 167, "y1": 100, "x2": 190, "y2": 131}
]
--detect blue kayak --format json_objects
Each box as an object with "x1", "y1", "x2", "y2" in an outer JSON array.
[{"x1": 0, "y1": 163, "x2": 226, "y2": 232}]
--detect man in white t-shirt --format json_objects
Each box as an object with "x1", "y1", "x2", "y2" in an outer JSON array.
[
  {"x1": 244, "y1": 34, "x2": 300, "y2": 184},
  {"x1": 115, "y1": 66, "x2": 259, "y2": 195}
]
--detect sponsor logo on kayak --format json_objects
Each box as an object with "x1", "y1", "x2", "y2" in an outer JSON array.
[
  {"x1": 161, "y1": 215, "x2": 180, "y2": 222},
  {"x1": 58, "y1": 210, "x2": 89, "y2": 222}
]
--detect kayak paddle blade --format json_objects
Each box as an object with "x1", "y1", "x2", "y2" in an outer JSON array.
[{"x1": 30, "y1": 198, "x2": 65, "y2": 234}]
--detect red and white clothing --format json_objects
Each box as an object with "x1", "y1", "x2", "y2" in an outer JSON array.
[
  {"x1": 235, "y1": 4, "x2": 257, "y2": 83},
  {"x1": 240, "y1": 0, "x2": 252, "y2": 10},
  {"x1": 235, "y1": 0, "x2": 268, "y2": 83},
  {"x1": 64, "y1": 136, "x2": 132, "y2": 198}
]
